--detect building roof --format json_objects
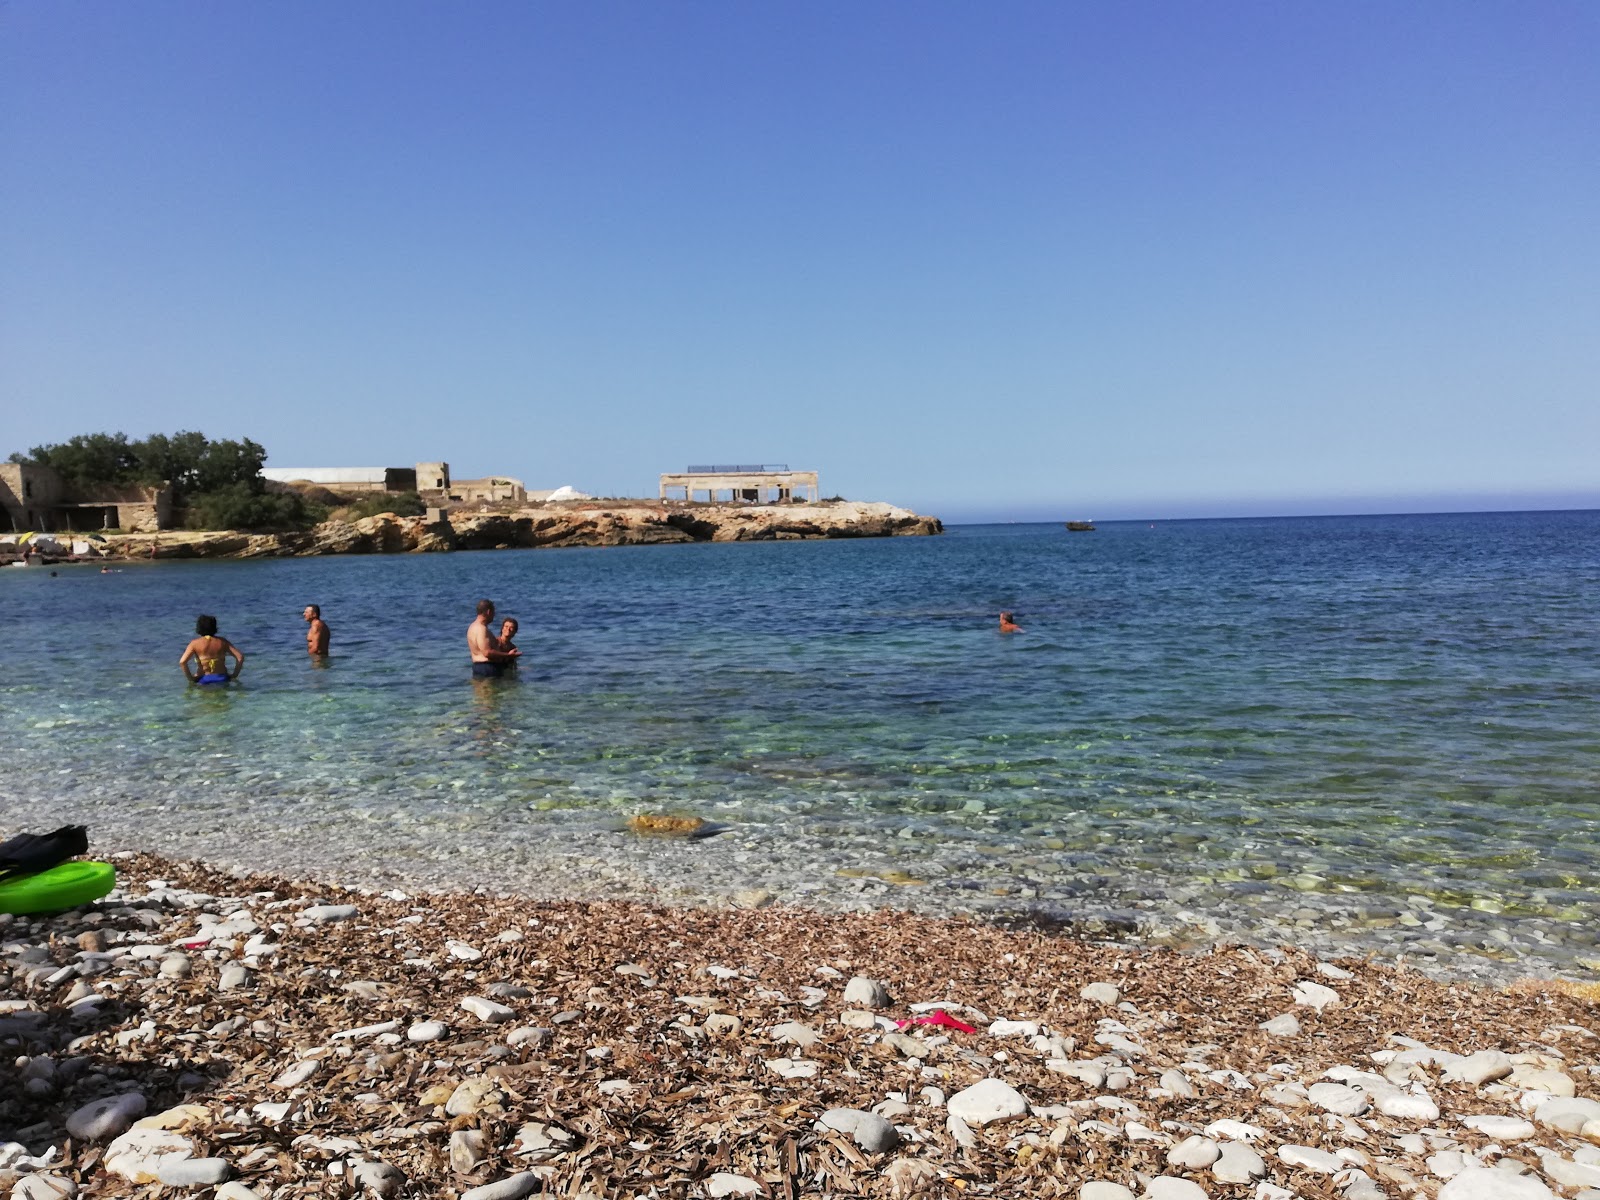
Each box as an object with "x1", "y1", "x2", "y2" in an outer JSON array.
[{"x1": 262, "y1": 468, "x2": 392, "y2": 485}]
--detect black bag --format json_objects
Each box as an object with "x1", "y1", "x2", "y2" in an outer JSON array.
[{"x1": 0, "y1": 825, "x2": 89, "y2": 884}]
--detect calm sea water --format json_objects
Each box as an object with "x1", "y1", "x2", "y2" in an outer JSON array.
[{"x1": 2, "y1": 512, "x2": 1598, "y2": 979}]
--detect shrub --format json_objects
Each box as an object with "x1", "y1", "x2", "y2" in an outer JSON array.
[
  {"x1": 185, "y1": 484, "x2": 323, "y2": 531},
  {"x1": 340, "y1": 491, "x2": 425, "y2": 520}
]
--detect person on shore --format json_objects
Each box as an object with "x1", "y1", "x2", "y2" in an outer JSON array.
[
  {"x1": 303, "y1": 605, "x2": 331, "y2": 656},
  {"x1": 180, "y1": 615, "x2": 244, "y2": 685},
  {"x1": 497, "y1": 617, "x2": 520, "y2": 668},
  {"x1": 999, "y1": 611, "x2": 1023, "y2": 633},
  {"x1": 468, "y1": 599, "x2": 520, "y2": 677}
]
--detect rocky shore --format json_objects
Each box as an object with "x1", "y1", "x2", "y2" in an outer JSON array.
[
  {"x1": 3, "y1": 854, "x2": 1598, "y2": 1199},
  {"x1": 96, "y1": 501, "x2": 942, "y2": 560}
]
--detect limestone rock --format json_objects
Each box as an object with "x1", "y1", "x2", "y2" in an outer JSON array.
[
  {"x1": 1444, "y1": 1050, "x2": 1515, "y2": 1085},
  {"x1": 1212, "y1": 1141, "x2": 1266, "y2": 1184},
  {"x1": 1081, "y1": 1185, "x2": 1136, "y2": 1200},
  {"x1": 1141, "y1": 1179, "x2": 1208, "y2": 1200},
  {"x1": 303, "y1": 904, "x2": 359, "y2": 922},
  {"x1": 1438, "y1": 1171, "x2": 1554, "y2": 1198},
  {"x1": 819, "y1": 1108, "x2": 900, "y2": 1154},
  {"x1": 1166, "y1": 1136, "x2": 1220, "y2": 1168},
  {"x1": 1461, "y1": 1114, "x2": 1535, "y2": 1139},
  {"x1": 1080, "y1": 982, "x2": 1121, "y2": 1004},
  {"x1": 11, "y1": 1177, "x2": 77, "y2": 1200},
  {"x1": 1278, "y1": 1145, "x2": 1344, "y2": 1174},
  {"x1": 769, "y1": 1021, "x2": 819, "y2": 1049},
  {"x1": 65, "y1": 1093, "x2": 147, "y2": 1141},
  {"x1": 103, "y1": 1128, "x2": 196, "y2": 1183},
  {"x1": 765, "y1": 1058, "x2": 819, "y2": 1079},
  {"x1": 155, "y1": 1158, "x2": 231, "y2": 1187},
  {"x1": 513, "y1": 1121, "x2": 576, "y2": 1159},
  {"x1": 947, "y1": 1079, "x2": 1029, "y2": 1126},
  {"x1": 843, "y1": 976, "x2": 891, "y2": 1008},
  {"x1": 1535, "y1": 1096, "x2": 1600, "y2": 1134},
  {"x1": 1308, "y1": 1082, "x2": 1370, "y2": 1116},
  {"x1": 351, "y1": 1160, "x2": 406, "y2": 1197},
  {"x1": 1292, "y1": 980, "x2": 1340, "y2": 1011},
  {"x1": 445, "y1": 1078, "x2": 505, "y2": 1116},
  {"x1": 705, "y1": 1174, "x2": 765, "y2": 1198},
  {"x1": 460, "y1": 996, "x2": 515, "y2": 1023},
  {"x1": 460, "y1": 1175, "x2": 541, "y2": 1200},
  {"x1": 450, "y1": 1129, "x2": 487, "y2": 1173}
]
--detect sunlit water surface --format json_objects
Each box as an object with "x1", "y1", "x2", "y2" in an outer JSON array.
[{"x1": 3, "y1": 512, "x2": 1598, "y2": 980}]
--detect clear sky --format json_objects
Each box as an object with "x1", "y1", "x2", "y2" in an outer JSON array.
[{"x1": 3, "y1": 3, "x2": 1596, "y2": 522}]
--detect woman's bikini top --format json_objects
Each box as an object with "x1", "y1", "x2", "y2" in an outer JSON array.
[{"x1": 196, "y1": 636, "x2": 226, "y2": 676}]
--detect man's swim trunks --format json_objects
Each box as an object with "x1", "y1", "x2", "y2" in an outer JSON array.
[{"x1": 471, "y1": 662, "x2": 504, "y2": 678}]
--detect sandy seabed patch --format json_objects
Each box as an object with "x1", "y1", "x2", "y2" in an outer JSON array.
[{"x1": 2, "y1": 852, "x2": 1598, "y2": 1199}]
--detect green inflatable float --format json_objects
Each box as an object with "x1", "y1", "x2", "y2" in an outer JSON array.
[{"x1": 0, "y1": 861, "x2": 117, "y2": 915}]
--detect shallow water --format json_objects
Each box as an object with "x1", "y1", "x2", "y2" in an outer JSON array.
[{"x1": 3, "y1": 511, "x2": 1598, "y2": 980}]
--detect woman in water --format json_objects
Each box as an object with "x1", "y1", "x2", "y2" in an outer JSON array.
[
  {"x1": 498, "y1": 617, "x2": 519, "y2": 669},
  {"x1": 180, "y1": 615, "x2": 245, "y2": 685}
]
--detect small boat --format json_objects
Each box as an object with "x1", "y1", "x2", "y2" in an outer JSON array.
[{"x1": 1065, "y1": 520, "x2": 1096, "y2": 532}]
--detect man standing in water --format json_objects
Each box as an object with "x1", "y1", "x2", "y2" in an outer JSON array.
[
  {"x1": 468, "y1": 599, "x2": 520, "y2": 677},
  {"x1": 303, "y1": 605, "x2": 331, "y2": 656}
]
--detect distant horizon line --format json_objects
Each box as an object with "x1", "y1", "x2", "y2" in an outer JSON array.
[{"x1": 937, "y1": 503, "x2": 1600, "y2": 526}]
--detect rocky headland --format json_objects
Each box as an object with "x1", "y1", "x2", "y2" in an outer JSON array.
[
  {"x1": 2, "y1": 853, "x2": 1598, "y2": 1200},
  {"x1": 98, "y1": 501, "x2": 942, "y2": 560}
]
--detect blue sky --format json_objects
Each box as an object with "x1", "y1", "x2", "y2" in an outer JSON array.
[{"x1": 3, "y1": 3, "x2": 1596, "y2": 522}]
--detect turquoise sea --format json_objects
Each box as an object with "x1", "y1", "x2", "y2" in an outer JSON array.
[{"x1": 2, "y1": 511, "x2": 1598, "y2": 980}]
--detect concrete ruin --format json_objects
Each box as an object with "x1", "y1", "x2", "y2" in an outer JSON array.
[
  {"x1": 263, "y1": 462, "x2": 525, "y2": 505},
  {"x1": 659, "y1": 464, "x2": 820, "y2": 503},
  {"x1": 261, "y1": 466, "x2": 419, "y2": 493},
  {"x1": 0, "y1": 463, "x2": 173, "y2": 533}
]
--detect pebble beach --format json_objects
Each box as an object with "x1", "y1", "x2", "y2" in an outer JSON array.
[{"x1": 3, "y1": 852, "x2": 1598, "y2": 1200}]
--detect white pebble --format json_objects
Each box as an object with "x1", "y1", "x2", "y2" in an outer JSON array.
[
  {"x1": 1291, "y1": 980, "x2": 1340, "y2": 1011},
  {"x1": 947, "y1": 1078, "x2": 1029, "y2": 1126},
  {"x1": 1166, "y1": 1135, "x2": 1220, "y2": 1168},
  {"x1": 460, "y1": 996, "x2": 515, "y2": 1023},
  {"x1": 459, "y1": 1175, "x2": 540, "y2": 1200},
  {"x1": 303, "y1": 904, "x2": 359, "y2": 922}
]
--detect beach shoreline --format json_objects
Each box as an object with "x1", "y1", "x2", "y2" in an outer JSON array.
[
  {"x1": 1, "y1": 850, "x2": 1597, "y2": 1199},
  {"x1": 1, "y1": 785, "x2": 1590, "y2": 991}
]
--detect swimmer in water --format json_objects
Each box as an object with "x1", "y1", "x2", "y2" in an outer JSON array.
[
  {"x1": 303, "y1": 604, "x2": 330, "y2": 656},
  {"x1": 498, "y1": 617, "x2": 519, "y2": 668},
  {"x1": 467, "y1": 599, "x2": 520, "y2": 678},
  {"x1": 999, "y1": 611, "x2": 1023, "y2": 633},
  {"x1": 180, "y1": 615, "x2": 244, "y2": 684}
]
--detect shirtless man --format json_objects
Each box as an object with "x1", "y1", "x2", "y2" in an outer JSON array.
[
  {"x1": 468, "y1": 599, "x2": 520, "y2": 677},
  {"x1": 303, "y1": 605, "x2": 331, "y2": 656},
  {"x1": 999, "y1": 611, "x2": 1023, "y2": 633}
]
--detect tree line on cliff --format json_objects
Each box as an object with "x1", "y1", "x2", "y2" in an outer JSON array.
[{"x1": 8, "y1": 431, "x2": 332, "y2": 530}]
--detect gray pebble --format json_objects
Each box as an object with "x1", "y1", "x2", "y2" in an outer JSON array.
[
  {"x1": 303, "y1": 904, "x2": 359, "y2": 922},
  {"x1": 819, "y1": 1108, "x2": 900, "y2": 1154},
  {"x1": 460, "y1": 1174, "x2": 540, "y2": 1200}
]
